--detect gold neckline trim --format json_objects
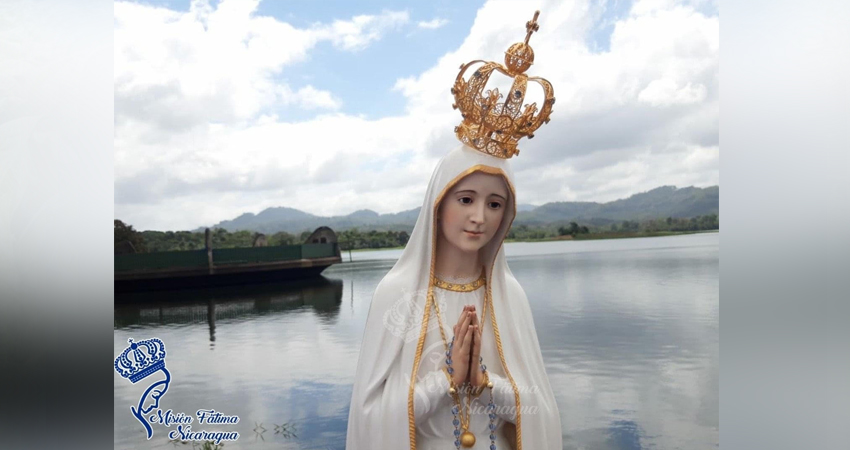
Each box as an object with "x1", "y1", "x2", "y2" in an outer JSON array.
[{"x1": 432, "y1": 271, "x2": 486, "y2": 292}]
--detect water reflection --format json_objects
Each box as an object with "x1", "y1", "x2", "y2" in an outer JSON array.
[
  {"x1": 115, "y1": 277, "x2": 344, "y2": 331},
  {"x1": 114, "y1": 234, "x2": 718, "y2": 450},
  {"x1": 114, "y1": 277, "x2": 350, "y2": 450}
]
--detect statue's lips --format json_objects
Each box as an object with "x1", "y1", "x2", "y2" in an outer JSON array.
[{"x1": 464, "y1": 230, "x2": 483, "y2": 237}]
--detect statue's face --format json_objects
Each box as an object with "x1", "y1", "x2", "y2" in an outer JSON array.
[{"x1": 438, "y1": 172, "x2": 509, "y2": 254}]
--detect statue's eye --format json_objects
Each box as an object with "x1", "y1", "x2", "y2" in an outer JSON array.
[
  {"x1": 459, "y1": 197, "x2": 473, "y2": 205},
  {"x1": 489, "y1": 202, "x2": 502, "y2": 209}
]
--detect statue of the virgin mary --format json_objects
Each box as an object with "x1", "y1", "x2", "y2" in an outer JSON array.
[{"x1": 346, "y1": 11, "x2": 562, "y2": 450}]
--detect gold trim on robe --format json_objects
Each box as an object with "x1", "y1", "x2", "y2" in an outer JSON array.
[{"x1": 407, "y1": 164, "x2": 522, "y2": 450}]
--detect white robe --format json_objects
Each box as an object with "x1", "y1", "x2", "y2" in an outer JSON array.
[
  {"x1": 412, "y1": 281, "x2": 515, "y2": 450},
  {"x1": 345, "y1": 144, "x2": 563, "y2": 450}
]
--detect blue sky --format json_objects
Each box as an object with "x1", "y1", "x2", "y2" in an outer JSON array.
[
  {"x1": 255, "y1": 0, "x2": 483, "y2": 120},
  {"x1": 121, "y1": 0, "x2": 719, "y2": 121},
  {"x1": 114, "y1": 0, "x2": 720, "y2": 231},
  {"x1": 136, "y1": 0, "x2": 485, "y2": 121}
]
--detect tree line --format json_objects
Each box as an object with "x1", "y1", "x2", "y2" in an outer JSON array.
[
  {"x1": 115, "y1": 214, "x2": 717, "y2": 253},
  {"x1": 508, "y1": 214, "x2": 718, "y2": 240},
  {"x1": 336, "y1": 228, "x2": 410, "y2": 251},
  {"x1": 115, "y1": 220, "x2": 315, "y2": 253}
]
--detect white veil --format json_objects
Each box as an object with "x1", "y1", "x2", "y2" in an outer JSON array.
[{"x1": 345, "y1": 144, "x2": 563, "y2": 449}]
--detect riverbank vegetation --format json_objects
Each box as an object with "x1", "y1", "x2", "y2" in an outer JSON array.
[{"x1": 116, "y1": 214, "x2": 717, "y2": 253}]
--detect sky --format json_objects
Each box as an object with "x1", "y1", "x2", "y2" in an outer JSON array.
[{"x1": 114, "y1": 0, "x2": 720, "y2": 231}]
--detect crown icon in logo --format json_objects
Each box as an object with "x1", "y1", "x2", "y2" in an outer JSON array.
[
  {"x1": 114, "y1": 337, "x2": 167, "y2": 383},
  {"x1": 451, "y1": 10, "x2": 555, "y2": 159}
]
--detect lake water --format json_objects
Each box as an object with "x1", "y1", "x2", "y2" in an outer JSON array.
[{"x1": 114, "y1": 232, "x2": 719, "y2": 449}]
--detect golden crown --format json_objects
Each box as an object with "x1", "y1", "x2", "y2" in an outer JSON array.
[{"x1": 451, "y1": 10, "x2": 555, "y2": 159}]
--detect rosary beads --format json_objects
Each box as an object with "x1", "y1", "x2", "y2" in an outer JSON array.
[{"x1": 446, "y1": 335, "x2": 497, "y2": 449}]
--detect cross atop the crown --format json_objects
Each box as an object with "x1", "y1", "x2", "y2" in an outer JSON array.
[{"x1": 524, "y1": 10, "x2": 540, "y2": 45}]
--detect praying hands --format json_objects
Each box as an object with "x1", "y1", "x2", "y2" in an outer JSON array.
[{"x1": 450, "y1": 305, "x2": 486, "y2": 389}]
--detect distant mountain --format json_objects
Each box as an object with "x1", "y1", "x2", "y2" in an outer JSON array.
[
  {"x1": 195, "y1": 206, "x2": 423, "y2": 234},
  {"x1": 518, "y1": 185, "x2": 719, "y2": 227},
  {"x1": 193, "y1": 185, "x2": 718, "y2": 234},
  {"x1": 204, "y1": 206, "x2": 322, "y2": 234}
]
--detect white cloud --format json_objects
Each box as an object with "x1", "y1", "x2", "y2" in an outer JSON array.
[
  {"x1": 280, "y1": 85, "x2": 343, "y2": 110},
  {"x1": 638, "y1": 79, "x2": 707, "y2": 106},
  {"x1": 114, "y1": 0, "x2": 405, "y2": 135},
  {"x1": 321, "y1": 10, "x2": 410, "y2": 51},
  {"x1": 115, "y1": 0, "x2": 719, "y2": 231},
  {"x1": 393, "y1": 0, "x2": 718, "y2": 205},
  {"x1": 417, "y1": 18, "x2": 449, "y2": 30}
]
